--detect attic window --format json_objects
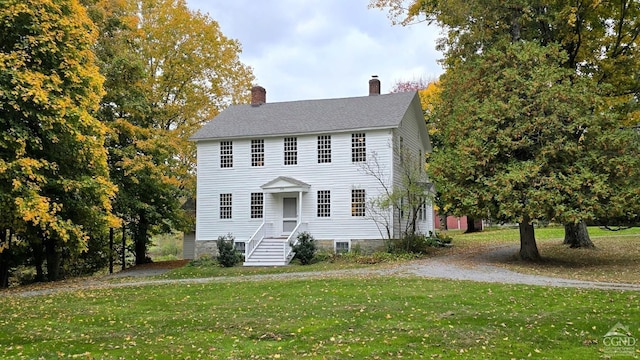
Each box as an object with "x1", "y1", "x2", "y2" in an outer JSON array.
[{"x1": 351, "y1": 133, "x2": 366, "y2": 162}]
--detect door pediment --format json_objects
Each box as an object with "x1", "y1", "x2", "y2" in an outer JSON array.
[{"x1": 261, "y1": 176, "x2": 310, "y2": 194}]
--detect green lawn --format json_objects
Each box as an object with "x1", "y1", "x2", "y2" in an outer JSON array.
[
  {"x1": 1, "y1": 276, "x2": 638, "y2": 359},
  {"x1": 445, "y1": 226, "x2": 640, "y2": 248},
  {"x1": 157, "y1": 256, "x2": 388, "y2": 280}
]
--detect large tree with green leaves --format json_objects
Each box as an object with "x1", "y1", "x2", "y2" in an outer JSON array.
[
  {"x1": 0, "y1": 0, "x2": 116, "y2": 282},
  {"x1": 432, "y1": 40, "x2": 632, "y2": 260},
  {"x1": 84, "y1": 0, "x2": 254, "y2": 264},
  {"x1": 372, "y1": 0, "x2": 640, "y2": 253}
]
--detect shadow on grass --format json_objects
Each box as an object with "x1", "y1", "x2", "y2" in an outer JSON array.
[{"x1": 492, "y1": 236, "x2": 640, "y2": 283}]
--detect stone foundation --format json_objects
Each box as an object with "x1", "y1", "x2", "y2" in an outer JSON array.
[
  {"x1": 315, "y1": 239, "x2": 386, "y2": 254},
  {"x1": 195, "y1": 238, "x2": 388, "y2": 259},
  {"x1": 315, "y1": 240, "x2": 334, "y2": 251},
  {"x1": 194, "y1": 240, "x2": 219, "y2": 259},
  {"x1": 350, "y1": 239, "x2": 386, "y2": 253}
]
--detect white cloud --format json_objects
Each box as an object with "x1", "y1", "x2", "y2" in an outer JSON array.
[
  {"x1": 294, "y1": 13, "x2": 330, "y2": 38},
  {"x1": 187, "y1": 0, "x2": 444, "y2": 102}
]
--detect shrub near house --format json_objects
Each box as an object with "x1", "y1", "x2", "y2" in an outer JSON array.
[
  {"x1": 292, "y1": 232, "x2": 317, "y2": 265},
  {"x1": 216, "y1": 234, "x2": 242, "y2": 267}
]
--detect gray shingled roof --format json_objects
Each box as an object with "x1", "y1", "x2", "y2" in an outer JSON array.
[{"x1": 190, "y1": 91, "x2": 418, "y2": 141}]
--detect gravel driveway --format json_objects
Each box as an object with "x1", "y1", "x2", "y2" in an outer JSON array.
[
  {"x1": 399, "y1": 244, "x2": 640, "y2": 291},
  {"x1": 5, "y1": 244, "x2": 640, "y2": 297}
]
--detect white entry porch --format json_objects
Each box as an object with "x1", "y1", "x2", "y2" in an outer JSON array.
[{"x1": 243, "y1": 176, "x2": 310, "y2": 266}]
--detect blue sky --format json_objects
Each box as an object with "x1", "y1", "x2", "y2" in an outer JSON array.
[{"x1": 186, "y1": 0, "x2": 443, "y2": 102}]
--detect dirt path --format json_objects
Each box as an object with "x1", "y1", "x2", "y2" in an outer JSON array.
[{"x1": 4, "y1": 245, "x2": 640, "y2": 297}]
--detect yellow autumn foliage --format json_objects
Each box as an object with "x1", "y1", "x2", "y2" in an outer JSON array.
[{"x1": 0, "y1": 0, "x2": 115, "y2": 273}]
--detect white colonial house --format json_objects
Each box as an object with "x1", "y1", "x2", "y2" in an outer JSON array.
[{"x1": 188, "y1": 77, "x2": 434, "y2": 265}]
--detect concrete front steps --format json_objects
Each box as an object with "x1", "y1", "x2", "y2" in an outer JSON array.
[{"x1": 243, "y1": 238, "x2": 293, "y2": 266}]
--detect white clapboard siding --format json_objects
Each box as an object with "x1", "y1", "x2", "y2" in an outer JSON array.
[
  {"x1": 193, "y1": 91, "x2": 435, "y2": 255},
  {"x1": 196, "y1": 129, "x2": 395, "y2": 243},
  {"x1": 391, "y1": 98, "x2": 435, "y2": 236}
]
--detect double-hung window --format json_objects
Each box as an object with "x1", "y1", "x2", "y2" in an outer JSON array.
[
  {"x1": 251, "y1": 139, "x2": 264, "y2": 166},
  {"x1": 317, "y1": 135, "x2": 331, "y2": 163},
  {"x1": 351, "y1": 189, "x2": 365, "y2": 217},
  {"x1": 284, "y1": 137, "x2": 297, "y2": 165},
  {"x1": 220, "y1": 141, "x2": 233, "y2": 168},
  {"x1": 317, "y1": 190, "x2": 330, "y2": 217},
  {"x1": 220, "y1": 193, "x2": 232, "y2": 219},
  {"x1": 251, "y1": 192, "x2": 264, "y2": 219},
  {"x1": 351, "y1": 133, "x2": 366, "y2": 162}
]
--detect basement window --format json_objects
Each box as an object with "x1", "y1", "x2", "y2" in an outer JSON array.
[
  {"x1": 335, "y1": 241, "x2": 350, "y2": 254},
  {"x1": 234, "y1": 241, "x2": 246, "y2": 254}
]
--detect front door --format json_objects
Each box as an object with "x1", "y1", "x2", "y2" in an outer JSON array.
[{"x1": 282, "y1": 197, "x2": 297, "y2": 234}]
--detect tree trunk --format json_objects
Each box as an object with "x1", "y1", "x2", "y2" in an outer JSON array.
[
  {"x1": 410, "y1": 205, "x2": 418, "y2": 236},
  {"x1": 134, "y1": 214, "x2": 150, "y2": 265},
  {"x1": 109, "y1": 227, "x2": 114, "y2": 274},
  {"x1": 32, "y1": 234, "x2": 45, "y2": 282},
  {"x1": 0, "y1": 229, "x2": 11, "y2": 288},
  {"x1": 465, "y1": 216, "x2": 480, "y2": 233},
  {"x1": 438, "y1": 213, "x2": 448, "y2": 230},
  {"x1": 45, "y1": 236, "x2": 61, "y2": 281},
  {"x1": 122, "y1": 224, "x2": 127, "y2": 270},
  {"x1": 563, "y1": 221, "x2": 594, "y2": 248},
  {"x1": 519, "y1": 216, "x2": 541, "y2": 261}
]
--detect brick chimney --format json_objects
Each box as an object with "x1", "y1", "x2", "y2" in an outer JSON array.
[
  {"x1": 251, "y1": 85, "x2": 266, "y2": 106},
  {"x1": 369, "y1": 75, "x2": 380, "y2": 96}
]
